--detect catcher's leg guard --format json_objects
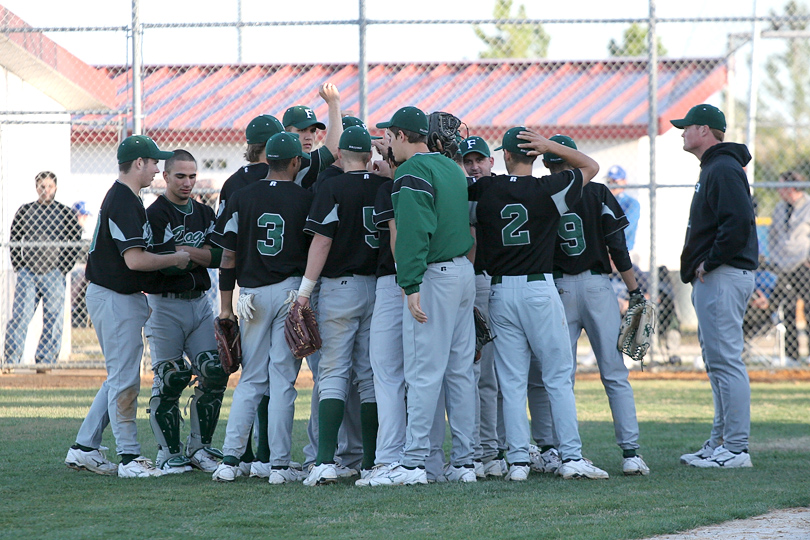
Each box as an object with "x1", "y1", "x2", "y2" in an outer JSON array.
[
  {"x1": 148, "y1": 358, "x2": 192, "y2": 457},
  {"x1": 187, "y1": 350, "x2": 228, "y2": 456}
]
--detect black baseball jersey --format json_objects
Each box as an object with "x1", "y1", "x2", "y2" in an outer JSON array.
[
  {"x1": 468, "y1": 170, "x2": 583, "y2": 276},
  {"x1": 211, "y1": 180, "x2": 313, "y2": 288},
  {"x1": 217, "y1": 162, "x2": 268, "y2": 217},
  {"x1": 467, "y1": 176, "x2": 488, "y2": 274},
  {"x1": 372, "y1": 180, "x2": 396, "y2": 278},
  {"x1": 147, "y1": 195, "x2": 216, "y2": 291},
  {"x1": 553, "y1": 182, "x2": 632, "y2": 275},
  {"x1": 304, "y1": 170, "x2": 386, "y2": 278},
  {"x1": 86, "y1": 181, "x2": 156, "y2": 294},
  {"x1": 296, "y1": 146, "x2": 335, "y2": 190},
  {"x1": 312, "y1": 163, "x2": 344, "y2": 194}
]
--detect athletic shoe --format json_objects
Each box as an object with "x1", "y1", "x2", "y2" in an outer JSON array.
[
  {"x1": 268, "y1": 467, "x2": 306, "y2": 485},
  {"x1": 334, "y1": 464, "x2": 359, "y2": 478},
  {"x1": 238, "y1": 461, "x2": 252, "y2": 477},
  {"x1": 65, "y1": 447, "x2": 118, "y2": 476},
  {"x1": 679, "y1": 441, "x2": 716, "y2": 465},
  {"x1": 118, "y1": 456, "x2": 164, "y2": 478},
  {"x1": 622, "y1": 455, "x2": 650, "y2": 476},
  {"x1": 482, "y1": 458, "x2": 507, "y2": 477},
  {"x1": 690, "y1": 446, "x2": 752, "y2": 469},
  {"x1": 212, "y1": 463, "x2": 240, "y2": 482},
  {"x1": 529, "y1": 445, "x2": 561, "y2": 474},
  {"x1": 303, "y1": 463, "x2": 338, "y2": 486},
  {"x1": 474, "y1": 460, "x2": 485, "y2": 478},
  {"x1": 249, "y1": 461, "x2": 272, "y2": 478},
  {"x1": 505, "y1": 464, "x2": 530, "y2": 481},
  {"x1": 189, "y1": 448, "x2": 220, "y2": 473},
  {"x1": 160, "y1": 456, "x2": 193, "y2": 475},
  {"x1": 557, "y1": 459, "x2": 610, "y2": 480},
  {"x1": 443, "y1": 465, "x2": 477, "y2": 483},
  {"x1": 367, "y1": 463, "x2": 428, "y2": 486},
  {"x1": 356, "y1": 464, "x2": 391, "y2": 486}
]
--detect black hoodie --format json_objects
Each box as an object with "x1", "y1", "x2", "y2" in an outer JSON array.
[{"x1": 680, "y1": 142, "x2": 759, "y2": 283}]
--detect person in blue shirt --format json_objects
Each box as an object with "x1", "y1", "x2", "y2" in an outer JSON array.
[{"x1": 607, "y1": 165, "x2": 640, "y2": 251}]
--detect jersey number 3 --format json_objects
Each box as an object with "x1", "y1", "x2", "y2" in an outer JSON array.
[
  {"x1": 558, "y1": 213, "x2": 586, "y2": 256},
  {"x1": 501, "y1": 204, "x2": 530, "y2": 246},
  {"x1": 257, "y1": 213, "x2": 285, "y2": 256}
]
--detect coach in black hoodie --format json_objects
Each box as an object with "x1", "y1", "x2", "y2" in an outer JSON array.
[{"x1": 672, "y1": 104, "x2": 757, "y2": 470}]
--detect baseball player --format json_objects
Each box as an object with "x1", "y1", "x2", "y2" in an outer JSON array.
[
  {"x1": 460, "y1": 136, "x2": 507, "y2": 477},
  {"x1": 295, "y1": 126, "x2": 386, "y2": 486},
  {"x1": 65, "y1": 135, "x2": 190, "y2": 478},
  {"x1": 468, "y1": 127, "x2": 609, "y2": 481},
  {"x1": 542, "y1": 135, "x2": 650, "y2": 476},
  {"x1": 144, "y1": 149, "x2": 229, "y2": 474},
  {"x1": 209, "y1": 132, "x2": 314, "y2": 484},
  {"x1": 368, "y1": 106, "x2": 478, "y2": 486}
]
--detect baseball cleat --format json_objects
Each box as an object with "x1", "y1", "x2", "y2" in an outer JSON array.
[
  {"x1": 65, "y1": 447, "x2": 118, "y2": 476},
  {"x1": 505, "y1": 464, "x2": 530, "y2": 481},
  {"x1": 622, "y1": 455, "x2": 651, "y2": 476},
  {"x1": 690, "y1": 446, "x2": 752, "y2": 469},
  {"x1": 482, "y1": 458, "x2": 507, "y2": 477},
  {"x1": 355, "y1": 464, "x2": 391, "y2": 486},
  {"x1": 268, "y1": 467, "x2": 307, "y2": 485},
  {"x1": 303, "y1": 463, "x2": 338, "y2": 486},
  {"x1": 529, "y1": 445, "x2": 561, "y2": 474},
  {"x1": 238, "y1": 461, "x2": 252, "y2": 477},
  {"x1": 189, "y1": 448, "x2": 220, "y2": 473},
  {"x1": 474, "y1": 460, "x2": 485, "y2": 478},
  {"x1": 249, "y1": 461, "x2": 272, "y2": 478},
  {"x1": 367, "y1": 463, "x2": 428, "y2": 486},
  {"x1": 160, "y1": 456, "x2": 193, "y2": 474},
  {"x1": 679, "y1": 441, "x2": 716, "y2": 465},
  {"x1": 557, "y1": 459, "x2": 609, "y2": 480},
  {"x1": 212, "y1": 463, "x2": 240, "y2": 482},
  {"x1": 334, "y1": 464, "x2": 359, "y2": 478},
  {"x1": 443, "y1": 464, "x2": 477, "y2": 483},
  {"x1": 118, "y1": 456, "x2": 164, "y2": 478}
]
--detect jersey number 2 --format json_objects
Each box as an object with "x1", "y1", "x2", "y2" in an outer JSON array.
[
  {"x1": 363, "y1": 207, "x2": 380, "y2": 249},
  {"x1": 558, "y1": 214, "x2": 586, "y2": 256},
  {"x1": 257, "y1": 213, "x2": 285, "y2": 256},
  {"x1": 501, "y1": 204, "x2": 530, "y2": 246}
]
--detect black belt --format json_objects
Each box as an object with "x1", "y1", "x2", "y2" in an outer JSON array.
[
  {"x1": 161, "y1": 290, "x2": 204, "y2": 300},
  {"x1": 552, "y1": 269, "x2": 602, "y2": 279},
  {"x1": 491, "y1": 274, "x2": 546, "y2": 285}
]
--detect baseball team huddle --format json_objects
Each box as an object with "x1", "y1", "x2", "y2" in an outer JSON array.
[{"x1": 63, "y1": 82, "x2": 759, "y2": 485}]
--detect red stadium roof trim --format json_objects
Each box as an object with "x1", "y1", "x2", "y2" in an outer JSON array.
[{"x1": 71, "y1": 58, "x2": 727, "y2": 144}]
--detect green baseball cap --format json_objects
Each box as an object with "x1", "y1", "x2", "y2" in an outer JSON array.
[
  {"x1": 494, "y1": 126, "x2": 530, "y2": 155},
  {"x1": 339, "y1": 126, "x2": 372, "y2": 153},
  {"x1": 460, "y1": 136, "x2": 491, "y2": 158},
  {"x1": 543, "y1": 134, "x2": 578, "y2": 164},
  {"x1": 117, "y1": 135, "x2": 174, "y2": 164},
  {"x1": 245, "y1": 115, "x2": 284, "y2": 144},
  {"x1": 265, "y1": 132, "x2": 307, "y2": 160},
  {"x1": 670, "y1": 104, "x2": 726, "y2": 132},
  {"x1": 343, "y1": 116, "x2": 382, "y2": 139},
  {"x1": 282, "y1": 105, "x2": 326, "y2": 130},
  {"x1": 376, "y1": 106, "x2": 429, "y2": 136}
]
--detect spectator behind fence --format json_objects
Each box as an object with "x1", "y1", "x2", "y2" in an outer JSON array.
[
  {"x1": 3, "y1": 171, "x2": 82, "y2": 371},
  {"x1": 607, "y1": 165, "x2": 640, "y2": 252},
  {"x1": 767, "y1": 170, "x2": 810, "y2": 362}
]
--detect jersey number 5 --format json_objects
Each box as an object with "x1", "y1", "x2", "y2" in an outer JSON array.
[
  {"x1": 558, "y1": 213, "x2": 586, "y2": 256},
  {"x1": 501, "y1": 204, "x2": 530, "y2": 246},
  {"x1": 257, "y1": 213, "x2": 285, "y2": 256},
  {"x1": 363, "y1": 207, "x2": 380, "y2": 249}
]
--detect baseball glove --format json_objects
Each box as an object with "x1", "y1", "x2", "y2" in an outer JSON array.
[
  {"x1": 214, "y1": 317, "x2": 242, "y2": 374},
  {"x1": 473, "y1": 306, "x2": 495, "y2": 363},
  {"x1": 285, "y1": 302, "x2": 322, "y2": 359},
  {"x1": 617, "y1": 300, "x2": 656, "y2": 368},
  {"x1": 427, "y1": 111, "x2": 462, "y2": 159}
]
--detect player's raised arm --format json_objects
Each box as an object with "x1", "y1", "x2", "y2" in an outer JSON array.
[
  {"x1": 517, "y1": 130, "x2": 599, "y2": 183},
  {"x1": 320, "y1": 83, "x2": 343, "y2": 158}
]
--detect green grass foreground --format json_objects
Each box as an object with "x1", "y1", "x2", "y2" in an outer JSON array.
[{"x1": 0, "y1": 379, "x2": 807, "y2": 540}]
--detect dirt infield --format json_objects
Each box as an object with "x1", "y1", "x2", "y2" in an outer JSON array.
[
  {"x1": 646, "y1": 507, "x2": 810, "y2": 540},
  {"x1": 2, "y1": 367, "x2": 809, "y2": 389}
]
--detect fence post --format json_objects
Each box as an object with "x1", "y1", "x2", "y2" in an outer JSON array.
[
  {"x1": 648, "y1": 0, "x2": 659, "y2": 359},
  {"x1": 132, "y1": 0, "x2": 143, "y2": 135},
  {"x1": 358, "y1": 0, "x2": 368, "y2": 123},
  {"x1": 746, "y1": 0, "x2": 761, "y2": 185}
]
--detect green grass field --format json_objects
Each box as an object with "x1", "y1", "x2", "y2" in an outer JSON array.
[{"x1": 0, "y1": 379, "x2": 807, "y2": 540}]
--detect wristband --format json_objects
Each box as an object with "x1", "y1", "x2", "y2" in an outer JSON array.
[
  {"x1": 628, "y1": 287, "x2": 641, "y2": 296},
  {"x1": 219, "y1": 267, "x2": 236, "y2": 291},
  {"x1": 297, "y1": 276, "x2": 317, "y2": 298},
  {"x1": 208, "y1": 248, "x2": 223, "y2": 268}
]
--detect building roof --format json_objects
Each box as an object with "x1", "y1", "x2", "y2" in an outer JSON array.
[
  {"x1": 73, "y1": 58, "x2": 726, "y2": 144},
  {"x1": 0, "y1": 6, "x2": 115, "y2": 110}
]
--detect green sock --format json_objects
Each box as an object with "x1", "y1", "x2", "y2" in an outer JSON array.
[
  {"x1": 72, "y1": 443, "x2": 94, "y2": 453},
  {"x1": 623, "y1": 449, "x2": 638, "y2": 458},
  {"x1": 120, "y1": 453, "x2": 138, "y2": 465},
  {"x1": 316, "y1": 398, "x2": 345, "y2": 465},
  {"x1": 256, "y1": 395, "x2": 270, "y2": 463},
  {"x1": 360, "y1": 402, "x2": 379, "y2": 471},
  {"x1": 223, "y1": 455, "x2": 240, "y2": 466},
  {"x1": 241, "y1": 425, "x2": 255, "y2": 463}
]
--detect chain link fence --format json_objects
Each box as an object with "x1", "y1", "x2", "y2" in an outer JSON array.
[{"x1": 1, "y1": 1, "x2": 809, "y2": 371}]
